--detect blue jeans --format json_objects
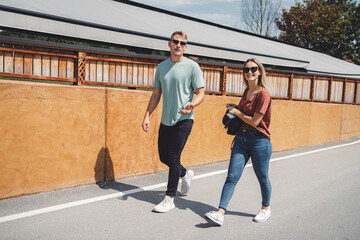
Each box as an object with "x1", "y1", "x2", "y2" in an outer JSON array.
[
  {"x1": 219, "y1": 129, "x2": 272, "y2": 211},
  {"x1": 158, "y1": 119, "x2": 193, "y2": 196}
]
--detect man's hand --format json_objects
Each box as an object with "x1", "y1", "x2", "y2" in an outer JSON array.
[
  {"x1": 142, "y1": 116, "x2": 150, "y2": 132},
  {"x1": 178, "y1": 104, "x2": 194, "y2": 115}
]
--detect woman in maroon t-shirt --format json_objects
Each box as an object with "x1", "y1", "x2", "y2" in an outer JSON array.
[{"x1": 205, "y1": 58, "x2": 273, "y2": 226}]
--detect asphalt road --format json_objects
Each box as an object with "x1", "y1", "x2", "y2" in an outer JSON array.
[{"x1": 1, "y1": 137, "x2": 360, "y2": 240}]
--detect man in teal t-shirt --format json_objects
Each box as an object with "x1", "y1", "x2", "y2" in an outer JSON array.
[{"x1": 142, "y1": 31, "x2": 205, "y2": 213}]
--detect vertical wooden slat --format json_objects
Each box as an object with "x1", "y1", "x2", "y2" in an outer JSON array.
[
  {"x1": 203, "y1": 70, "x2": 208, "y2": 90},
  {"x1": 14, "y1": 52, "x2": 23, "y2": 74},
  {"x1": 314, "y1": 79, "x2": 329, "y2": 101},
  {"x1": 148, "y1": 65, "x2": 154, "y2": 86},
  {"x1": 121, "y1": 63, "x2": 127, "y2": 84},
  {"x1": 232, "y1": 72, "x2": 237, "y2": 93},
  {"x1": 33, "y1": 55, "x2": 41, "y2": 76},
  {"x1": 235, "y1": 72, "x2": 240, "y2": 93},
  {"x1": 0, "y1": 51, "x2": 3, "y2": 72},
  {"x1": 96, "y1": 55, "x2": 103, "y2": 82},
  {"x1": 23, "y1": 53, "x2": 32, "y2": 75},
  {"x1": 229, "y1": 72, "x2": 234, "y2": 93},
  {"x1": 4, "y1": 51, "x2": 13, "y2": 73},
  {"x1": 211, "y1": 70, "x2": 215, "y2": 92},
  {"x1": 59, "y1": 57, "x2": 67, "y2": 78},
  {"x1": 342, "y1": 79, "x2": 347, "y2": 103},
  {"x1": 293, "y1": 77, "x2": 311, "y2": 99},
  {"x1": 50, "y1": 56, "x2": 59, "y2": 77},
  {"x1": 89, "y1": 58, "x2": 96, "y2": 81},
  {"x1": 344, "y1": 81, "x2": 355, "y2": 104},
  {"x1": 143, "y1": 65, "x2": 149, "y2": 86},
  {"x1": 42, "y1": 55, "x2": 50, "y2": 76},
  {"x1": 67, "y1": 58, "x2": 74, "y2": 79},
  {"x1": 127, "y1": 63, "x2": 133, "y2": 84},
  {"x1": 132, "y1": 64, "x2": 138, "y2": 85},
  {"x1": 103, "y1": 55, "x2": 109, "y2": 83},
  {"x1": 209, "y1": 70, "x2": 214, "y2": 91},
  {"x1": 115, "y1": 62, "x2": 121, "y2": 83},
  {"x1": 356, "y1": 81, "x2": 360, "y2": 104},
  {"x1": 138, "y1": 64, "x2": 144, "y2": 86},
  {"x1": 109, "y1": 62, "x2": 116, "y2": 83},
  {"x1": 216, "y1": 71, "x2": 220, "y2": 92},
  {"x1": 331, "y1": 80, "x2": 343, "y2": 102}
]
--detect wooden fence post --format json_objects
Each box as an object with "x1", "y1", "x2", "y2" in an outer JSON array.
[
  {"x1": 288, "y1": 74, "x2": 293, "y2": 100},
  {"x1": 220, "y1": 66, "x2": 227, "y2": 96},
  {"x1": 342, "y1": 78, "x2": 347, "y2": 103},
  {"x1": 75, "y1": 51, "x2": 86, "y2": 85},
  {"x1": 310, "y1": 75, "x2": 315, "y2": 101},
  {"x1": 355, "y1": 80, "x2": 359, "y2": 105},
  {"x1": 328, "y1": 77, "x2": 333, "y2": 103}
]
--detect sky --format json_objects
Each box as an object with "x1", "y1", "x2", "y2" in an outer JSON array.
[{"x1": 130, "y1": 0, "x2": 299, "y2": 32}]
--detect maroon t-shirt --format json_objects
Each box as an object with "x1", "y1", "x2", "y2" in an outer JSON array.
[{"x1": 238, "y1": 88, "x2": 272, "y2": 140}]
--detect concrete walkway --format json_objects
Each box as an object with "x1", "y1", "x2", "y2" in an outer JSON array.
[{"x1": 1, "y1": 137, "x2": 360, "y2": 240}]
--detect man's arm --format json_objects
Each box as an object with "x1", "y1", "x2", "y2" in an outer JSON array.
[
  {"x1": 178, "y1": 87, "x2": 205, "y2": 115},
  {"x1": 142, "y1": 88, "x2": 162, "y2": 132}
]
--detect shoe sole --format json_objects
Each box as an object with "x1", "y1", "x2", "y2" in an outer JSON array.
[
  {"x1": 253, "y1": 212, "x2": 271, "y2": 223},
  {"x1": 205, "y1": 213, "x2": 223, "y2": 226},
  {"x1": 152, "y1": 205, "x2": 175, "y2": 213},
  {"x1": 180, "y1": 170, "x2": 194, "y2": 196}
]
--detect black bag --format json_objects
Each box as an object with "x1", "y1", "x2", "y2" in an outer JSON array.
[{"x1": 222, "y1": 109, "x2": 243, "y2": 135}]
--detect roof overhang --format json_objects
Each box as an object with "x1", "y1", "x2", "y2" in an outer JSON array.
[{"x1": 0, "y1": 0, "x2": 359, "y2": 78}]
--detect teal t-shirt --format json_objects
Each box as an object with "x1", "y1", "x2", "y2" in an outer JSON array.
[{"x1": 153, "y1": 57, "x2": 204, "y2": 126}]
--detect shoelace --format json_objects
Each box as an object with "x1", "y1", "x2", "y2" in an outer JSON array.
[
  {"x1": 259, "y1": 210, "x2": 266, "y2": 217},
  {"x1": 258, "y1": 209, "x2": 269, "y2": 218},
  {"x1": 163, "y1": 198, "x2": 172, "y2": 206}
]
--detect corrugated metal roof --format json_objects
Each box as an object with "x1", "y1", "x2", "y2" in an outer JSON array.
[{"x1": 0, "y1": 0, "x2": 359, "y2": 78}]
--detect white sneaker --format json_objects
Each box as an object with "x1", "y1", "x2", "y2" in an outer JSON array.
[
  {"x1": 153, "y1": 196, "x2": 175, "y2": 213},
  {"x1": 180, "y1": 170, "x2": 194, "y2": 196},
  {"x1": 253, "y1": 208, "x2": 271, "y2": 223},
  {"x1": 205, "y1": 211, "x2": 224, "y2": 226}
]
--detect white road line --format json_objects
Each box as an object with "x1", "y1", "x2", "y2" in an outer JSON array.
[{"x1": 1, "y1": 139, "x2": 359, "y2": 224}]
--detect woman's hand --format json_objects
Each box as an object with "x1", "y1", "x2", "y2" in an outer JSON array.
[
  {"x1": 226, "y1": 103, "x2": 237, "y2": 109},
  {"x1": 228, "y1": 107, "x2": 240, "y2": 116}
]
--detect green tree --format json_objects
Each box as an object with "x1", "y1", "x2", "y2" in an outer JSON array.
[{"x1": 276, "y1": 0, "x2": 360, "y2": 64}]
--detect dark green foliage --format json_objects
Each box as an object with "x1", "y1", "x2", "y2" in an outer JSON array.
[{"x1": 276, "y1": 0, "x2": 360, "y2": 64}]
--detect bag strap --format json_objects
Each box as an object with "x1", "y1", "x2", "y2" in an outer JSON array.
[{"x1": 230, "y1": 137, "x2": 236, "y2": 150}]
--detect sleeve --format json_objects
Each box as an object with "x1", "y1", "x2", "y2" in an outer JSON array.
[
  {"x1": 254, "y1": 91, "x2": 271, "y2": 115},
  {"x1": 153, "y1": 67, "x2": 161, "y2": 89},
  {"x1": 191, "y1": 63, "x2": 205, "y2": 90}
]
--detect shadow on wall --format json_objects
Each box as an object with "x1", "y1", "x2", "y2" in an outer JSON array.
[{"x1": 94, "y1": 147, "x2": 115, "y2": 186}]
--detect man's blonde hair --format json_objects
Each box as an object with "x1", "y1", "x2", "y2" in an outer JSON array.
[{"x1": 170, "y1": 31, "x2": 188, "y2": 40}]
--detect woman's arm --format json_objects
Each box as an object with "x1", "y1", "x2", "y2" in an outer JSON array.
[{"x1": 229, "y1": 107, "x2": 264, "y2": 128}]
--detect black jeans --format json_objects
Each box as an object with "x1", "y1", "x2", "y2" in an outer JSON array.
[{"x1": 158, "y1": 119, "x2": 194, "y2": 196}]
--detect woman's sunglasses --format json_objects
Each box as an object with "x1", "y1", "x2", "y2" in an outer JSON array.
[
  {"x1": 171, "y1": 39, "x2": 187, "y2": 47},
  {"x1": 243, "y1": 67, "x2": 259, "y2": 73}
]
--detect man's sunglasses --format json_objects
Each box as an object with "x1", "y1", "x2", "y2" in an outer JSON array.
[
  {"x1": 171, "y1": 39, "x2": 187, "y2": 46},
  {"x1": 243, "y1": 67, "x2": 259, "y2": 73}
]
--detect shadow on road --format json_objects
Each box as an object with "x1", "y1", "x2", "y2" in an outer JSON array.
[{"x1": 94, "y1": 147, "x2": 254, "y2": 228}]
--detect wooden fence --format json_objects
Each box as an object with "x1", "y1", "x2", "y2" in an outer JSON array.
[{"x1": 0, "y1": 38, "x2": 359, "y2": 105}]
